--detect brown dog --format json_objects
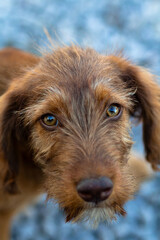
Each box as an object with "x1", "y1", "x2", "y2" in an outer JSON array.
[{"x1": 0, "y1": 46, "x2": 159, "y2": 239}]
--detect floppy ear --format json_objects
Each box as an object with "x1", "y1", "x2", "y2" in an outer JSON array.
[
  {"x1": 109, "y1": 56, "x2": 160, "y2": 170},
  {"x1": 0, "y1": 90, "x2": 30, "y2": 194},
  {"x1": 0, "y1": 48, "x2": 39, "y2": 194}
]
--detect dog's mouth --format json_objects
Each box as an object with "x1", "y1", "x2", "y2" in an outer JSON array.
[{"x1": 64, "y1": 201, "x2": 126, "y2": 227}]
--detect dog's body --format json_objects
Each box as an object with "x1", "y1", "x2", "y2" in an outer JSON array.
[{"x1": 0, "y1": 47, "x2": 159, "y2": 240}]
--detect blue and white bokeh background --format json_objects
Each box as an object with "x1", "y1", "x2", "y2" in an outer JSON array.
[{"x1": 0, "y1": 0, "x2": 160, "y2": 239}]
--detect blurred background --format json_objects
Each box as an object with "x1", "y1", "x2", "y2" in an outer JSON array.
[{"x1": 0, "y1": 0, "x2": 160, "y2": 239}]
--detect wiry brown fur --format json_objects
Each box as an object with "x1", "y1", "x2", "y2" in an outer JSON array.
[{"x1": 0, "y1": 46, "x2": 158, "y2": 239}]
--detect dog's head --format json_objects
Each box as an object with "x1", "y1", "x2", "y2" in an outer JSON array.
[{"x1": 1, "y1": 46, "x2": 160, "y2": 225}]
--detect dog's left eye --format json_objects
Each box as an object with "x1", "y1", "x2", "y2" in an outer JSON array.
[
  {"x1": 40, "y1": 114, "x2": 58, "y2": 130},
  {"x1": 106, "y1": 104, "x2": 121, "y2": 118}
]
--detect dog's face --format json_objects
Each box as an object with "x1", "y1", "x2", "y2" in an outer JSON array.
[{"x1": 1, "y1": 46, "x2": 160, "y2": 225}]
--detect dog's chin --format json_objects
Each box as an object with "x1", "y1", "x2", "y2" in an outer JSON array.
[
  {"x1": 73, "y1": 207, "x2": 116, "y2": 228},
  {"x1": 64, "y1": 203, "x2": 126, "y2": 228}
]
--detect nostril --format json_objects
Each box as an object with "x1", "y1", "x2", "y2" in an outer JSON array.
[{"x1": 77, "y1": 177, "x2": 113, "y2": 203}]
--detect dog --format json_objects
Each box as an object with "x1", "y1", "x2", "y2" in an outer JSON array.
[{"x1": 0, "y1": 46, "x2": 159, "y2": 239}]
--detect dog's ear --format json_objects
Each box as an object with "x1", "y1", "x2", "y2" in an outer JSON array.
[
  {"x1": 109, "y1": 56, "x2": 160, "y2": 170},
  {"x1": 0, "y1": 89, "x2": 30, "y2": 194}
]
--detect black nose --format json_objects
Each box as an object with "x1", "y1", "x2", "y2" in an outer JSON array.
[{"x1": 77, "y1": 177, "x2": 113, "y2": 203}]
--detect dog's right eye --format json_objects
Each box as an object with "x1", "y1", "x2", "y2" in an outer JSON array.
[
  {"x1": 106, "y1": 104, "x2": 121, "y2": 118},
  {"x1": 40, "y1": 114, "x2": 59, "y2": 130}
]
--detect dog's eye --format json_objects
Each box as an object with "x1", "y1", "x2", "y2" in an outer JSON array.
[
  {"x1": 40, "y1": 114, "x2": 58, "y2": 130},
  {"x1": 106, "y1": 104, "x2": 121, "y2": 118}
]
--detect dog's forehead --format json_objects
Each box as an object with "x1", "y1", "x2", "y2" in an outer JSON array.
[
  {"x1": 24, "y1": 47, "x2": 133, "y2": 125},
  {"x1": 40, "y1": 47, "x2": 127, "y2": 97}
]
